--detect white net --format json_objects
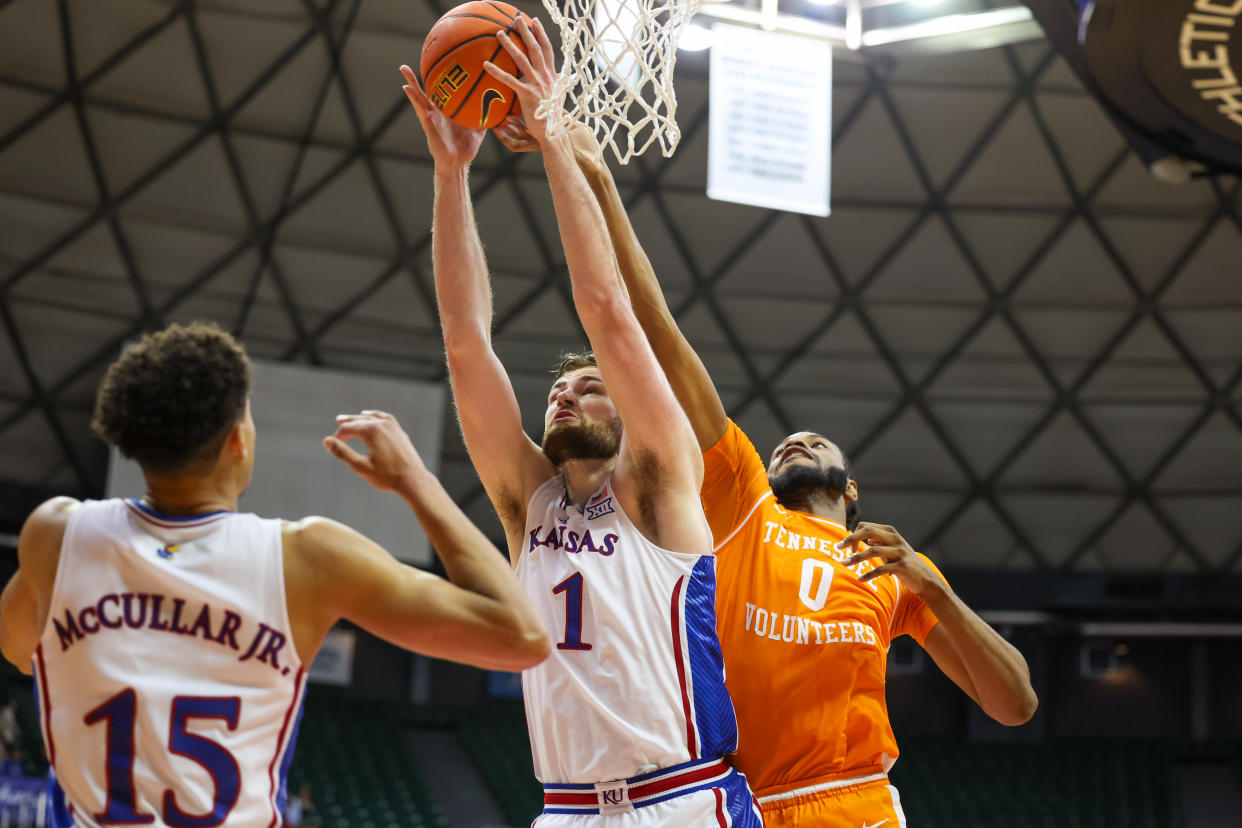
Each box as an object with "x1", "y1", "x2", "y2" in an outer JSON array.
[{"x1": 536, "y1": 0, "x2": 704, "y2": 164}]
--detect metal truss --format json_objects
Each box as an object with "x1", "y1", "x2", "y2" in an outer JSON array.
[{"x1": 0, "y1": 0, "x2": 1238, "y2": 574}]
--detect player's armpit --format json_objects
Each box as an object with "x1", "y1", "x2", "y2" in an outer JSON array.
[
  {"x1": 0, "y1": 571, "x2": 38, "y2": 674},
  {"x1": 284, "y1": 517, "x2": 549, "y2": 672}
]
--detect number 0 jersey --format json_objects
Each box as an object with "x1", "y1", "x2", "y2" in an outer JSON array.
[
  {"x1": 516, "y1": 475, "x2": 739, "y2": 785},
  {"x1": 706, "y1": 421, "x2": 944, "y2": 797},
  {"x1": 34, "y1": 499, "x2": 306, "y2": 828}
]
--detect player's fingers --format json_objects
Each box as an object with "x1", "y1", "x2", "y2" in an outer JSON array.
[
  {"x1": 360, "y1": 409, "x2": 392, "y2": 419},
  {"x1": 859, "y1": 562, "x2": 901, "y2": 583},
  {"x1": 846, "y1": 545, "x2": 901, "y2": 566},
  {"x1": 330, "y1": 422, "x2": 380, "y2": 446},
  {"x1": 841, "y1": 523, "x2": 891, "y2": 548},
  {"x1": 842, "y1": 546, "x2": 881, "y2": 565},
  {"x1": 493, "y1": 125, "x2": 531, "y2": 151},
  {"x1": 334, "y1": 412, "x2": 382, "y2": 424},
  {"x1": 323, "y1": 436, "x2": 370, "y2": 471},
  {"x1": 496, "y1": 121, "x2": 523, "y2": 141},
  {"x1": 532, "y1": 17, "x2": 556, "y2": 70},
  {"x1": 509, "y1": 18, "x2": 544, "y2": 76},
  {"x1": 402, "y1": 83, "x2": 424, "y2": 111},
  {"x1": 399, "y1": 64, "x2": 420, "y2": 88},
  {"x1": 500, "y1": 115, "x2": 532, "y2": 140},
  {"x1": 403, "y1": 84, "x2": 435, "y2": 126},
  {"x1": 483, "y1": 61, "x2": 530, "y2": 96},
  {"x1": 495, "y1": 30, "x2": 538, "y2": 82},
  {"x1": 837, "y1": 530, "x2": 868, "y2": 549}
]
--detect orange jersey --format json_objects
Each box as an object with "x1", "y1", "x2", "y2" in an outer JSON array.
[{"x1": 704, "y1": 420, "x2": 944, "y2": 797}]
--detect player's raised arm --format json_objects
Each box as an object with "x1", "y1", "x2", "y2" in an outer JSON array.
[
  {"x1": 843, "y1": 522, "x2": 1037, "y2": 726},
  {"x1": 289, "y1": 411, "x2": 550, "y2": 672},
  {"x1": 494, "y1": 120, "x2": 728, "y2": 451},
  {"x1": 486, "y1": 21, "x2": 703, "y2": 500},
  {"x1": 400, "y1": 67, "x2": 553, "y2": 542}
]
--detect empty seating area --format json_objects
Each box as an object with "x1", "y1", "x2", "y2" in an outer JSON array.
[
  {"x1": 287, "y1": 694, "x2": 449, "y2": 828},
  {"x1": 456, "y1": 705, "x2": 543, "y2": 827},
  {"x1": 890, "y1": 738, "x2": 1183, "y2": 828}
]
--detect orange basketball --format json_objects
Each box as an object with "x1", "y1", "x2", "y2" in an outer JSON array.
[{"x1": 419, "y1": 1, "x2": 532, "y2": 130}]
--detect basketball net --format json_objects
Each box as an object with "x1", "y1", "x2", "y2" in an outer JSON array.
[{"x1": 536, "y1": 0, "x2": 704, "y2": 163}]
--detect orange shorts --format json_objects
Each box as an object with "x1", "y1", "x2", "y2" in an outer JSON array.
[{"x1": 756, "y1": 773, "x2": 906, "y2": 828}]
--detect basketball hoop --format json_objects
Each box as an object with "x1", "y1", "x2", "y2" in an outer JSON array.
[{"x1": 536, "y1": 0, "x2": 706, "y2": 163}]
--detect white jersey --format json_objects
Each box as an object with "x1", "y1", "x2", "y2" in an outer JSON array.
[
  {"x1": 517, "y1": 476, "x2": 739, "y2": 784},
  {"x1": 34, "y1": 499, "x2": 307, "y2": 828}
]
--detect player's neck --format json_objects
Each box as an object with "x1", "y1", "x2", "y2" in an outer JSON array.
[
  {"x1": 558, "y1": 456, "x2": 616, "y2": 510},
  {"x1": 777, "y1": 488, "x2": 848, "y2": 525},
  {"x1": 141, "y1": 472, "x2": 239, "y2": 517}
]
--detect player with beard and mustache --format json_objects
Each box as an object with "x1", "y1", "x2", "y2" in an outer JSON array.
[
  {"x1": 493, "y1": 121, "x2": 1038, "y2": 827},
  {"x1": 400, "y1": 18, "x2": 762, "y2": 827}
]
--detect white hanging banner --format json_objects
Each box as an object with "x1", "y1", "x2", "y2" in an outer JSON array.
[{"x1": 708, "y1": 24, "x2": 832, "y2": 216}]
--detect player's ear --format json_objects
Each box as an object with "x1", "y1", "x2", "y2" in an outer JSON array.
[
  {"x1": 844, "y1": 479, "x2": 859, "y2": 503},
  {"x1": 223, "y1": 417, "x2": 249, "y2": 462}
]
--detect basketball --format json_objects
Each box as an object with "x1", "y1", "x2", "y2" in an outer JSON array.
[{"x1": 419, "y1": 1, "x2": 532, "y2": 130}]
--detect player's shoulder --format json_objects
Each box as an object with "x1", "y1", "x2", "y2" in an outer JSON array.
[
  {"x1": 282, "y1": 515, "x2": 359, "y2": 554},
  {"x1": 17, "y1": 497, "x2": 82, "y2": 574},
  {"x1": 705, "y1": 417, "x2": 748, "y2": 453},
  {"x1": 22, "y1": 496, "x2": 82, "y2": 540},
  {"x1": 280, "y1": 517, "x2": 385, "y2": 606}
]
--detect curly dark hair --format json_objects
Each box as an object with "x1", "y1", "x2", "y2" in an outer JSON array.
[
  {"x1": 92, "y1": 322, "x2": 252, "y2": 475},
  {"x1": 552, "y1": 351, "x2": 598, "y2": 379}
]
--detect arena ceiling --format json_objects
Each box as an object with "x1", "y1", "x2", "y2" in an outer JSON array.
[{"x1": 0, "y1": 0, "x2": 1240, "y2": 574}]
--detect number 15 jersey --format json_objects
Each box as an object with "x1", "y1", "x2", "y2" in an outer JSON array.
[{"x1": 35, "y1": 499, "x2": 307, "y2": 828}]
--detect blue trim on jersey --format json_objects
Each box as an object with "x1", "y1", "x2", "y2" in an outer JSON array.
[
  {"x1": 34, "y1": 680, "x2": 72, "y2": 828},
  {"x1": 274, "y1": 690, "x2": 308, "y2": 818},
  {"x1": 684, "y1": 557, "x2": 739, "y2": 758},
  {"x1": 45, "y1": 767, "x2": 72, "y2": 828},
  {"x1": 126, "y1": 499, "x2": 233, "y2": 522}
]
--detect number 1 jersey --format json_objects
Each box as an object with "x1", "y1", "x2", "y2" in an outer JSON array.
[
  {"x1": 34, "y1": 499, "x2": 306, "y2": 828},
  {"x1": 516, "y1": 475, "x2": 739, "y2": 784}
]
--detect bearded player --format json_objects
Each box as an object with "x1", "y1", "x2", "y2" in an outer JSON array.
[
  {"x1": 400, "y1": 16, "x2": 761, "y2": 827},
  {"x1": 494, "y1": 120, "x2": 1038, "y2": 825}
]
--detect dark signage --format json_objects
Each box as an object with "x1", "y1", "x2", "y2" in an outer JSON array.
[
  {"x1": 1078, "y1": 0, "x2": 1242, "y2": 169},
  {"x1": 1137, "y1": 0, "x2": 1242, "y2": 143}
]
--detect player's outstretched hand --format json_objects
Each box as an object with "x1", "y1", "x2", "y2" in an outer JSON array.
[
  {"x1": 838, "y1": 522, "x2": 944, "y2": 595},
  {"x1": 493, "y1": 115, "x2": 539, "y2": 153},
  {"x1": 399, "y1": 64, "x2": 485, "y2": 170},
  {"x1": 494, "y1": 116, "x2": 603, "y2": 167},
  {"x1": 325, "y1": 410, "x2": 427, "y2": 495},
  {"x1": 483, "y1": 17, "x2": 558, "y2": 142}
]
